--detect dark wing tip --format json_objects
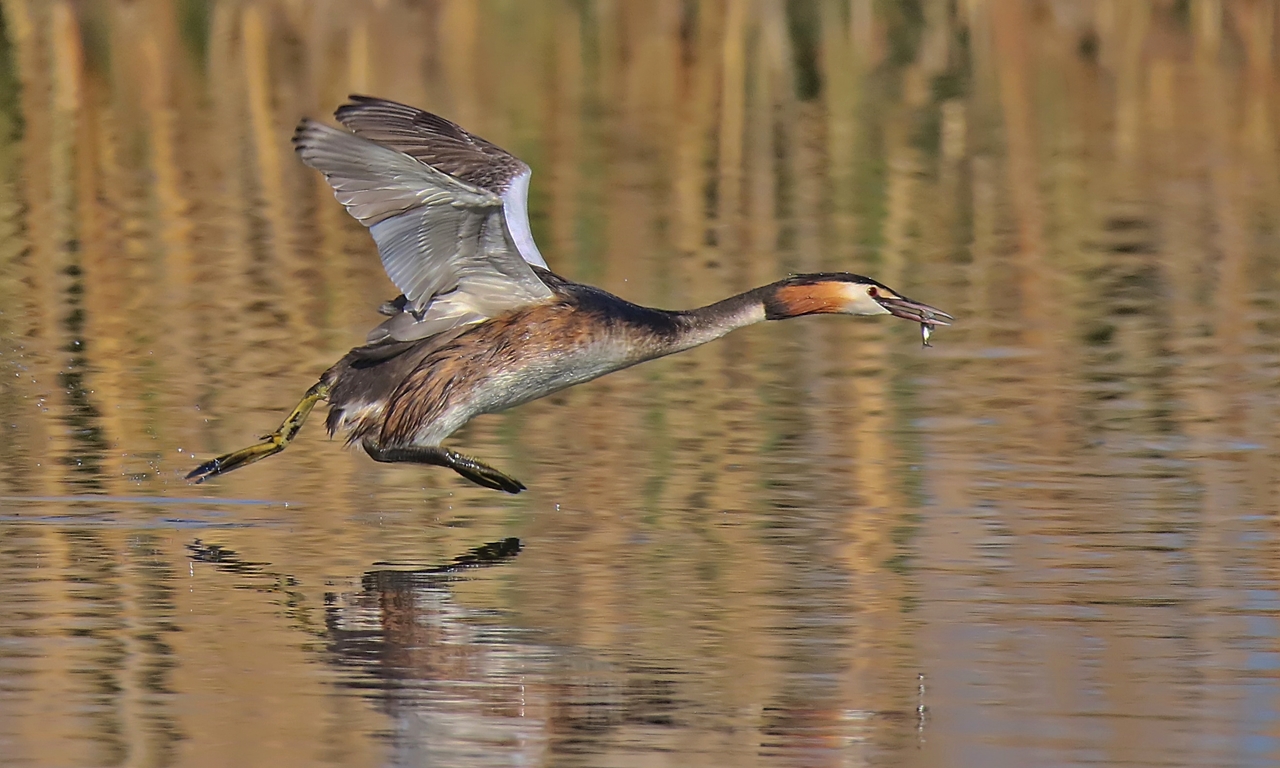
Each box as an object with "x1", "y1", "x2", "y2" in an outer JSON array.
[
  {"x1": 291, "y1": 117, "x2": 312, "y2": 143},
  {"x1": 335, "y1": 93, "x2": 391, "y2": 120},
  {"x1": 335, "y1": 95, "x2": 474, "y2": 145},
  {"x1": 291, "y1": 117, "x2": 334, "y2": 157}
]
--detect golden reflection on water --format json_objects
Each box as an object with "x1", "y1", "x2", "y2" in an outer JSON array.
[{"x1": 1, "y1": 1, "x2": 1279, "y2": 766}]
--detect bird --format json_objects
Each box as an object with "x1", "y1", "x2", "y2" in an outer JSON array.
[{"x1": 187, "y1": 95, "x2": 952, "y2": 494}]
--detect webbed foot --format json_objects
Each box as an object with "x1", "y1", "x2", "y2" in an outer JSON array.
[
  {"x1": 187, "y1": 438, "x2": 285, "y2": 483},
  {"x1": 362, "y1": 442, "x2": 526, "y2": 494},
  {"x1": 186, "y1": 382, "x2": 329, "y2": 483}
]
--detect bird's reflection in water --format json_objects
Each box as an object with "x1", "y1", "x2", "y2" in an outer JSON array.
[
  {"x1": 324, "y1": 538, "x2": 554, "y2": 767},
  {"x1": 190, "y1": 538, "x2": 690, "y2": 767}
]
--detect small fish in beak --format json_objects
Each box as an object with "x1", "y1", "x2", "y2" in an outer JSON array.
[{"x1": 873, "y1": 292, "x2": 953, "y2": 347}]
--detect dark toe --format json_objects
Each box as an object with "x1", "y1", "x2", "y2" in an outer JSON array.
[
  {"x1": 481, "y1": 472, "x2": 527, "y2": 494},
  {"x1": 185, "y1": 459, "x2": 222, "y2": 483},
  {"x1": 456, "y1": 466, "x2": 526, "y2": 494},
  {"x1": 495, "y1": 475, "x2": 526, "y2": 494}
]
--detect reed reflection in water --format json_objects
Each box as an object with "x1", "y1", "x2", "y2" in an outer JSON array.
[{"x1": 1, "y1": 1, "x2": 1280, "y2": 766}]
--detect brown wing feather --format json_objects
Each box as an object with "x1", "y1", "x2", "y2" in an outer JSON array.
[{"x1": 335, "y1": 95, "x2": 527, "y2": 193}]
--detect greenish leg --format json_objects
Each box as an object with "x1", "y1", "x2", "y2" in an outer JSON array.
[
  {"x1": 362, "y1": 441, "x2": 526, "y2": 494},
  {"x1": 186, "y1": 382, "x2": 330, "y2": 484}
]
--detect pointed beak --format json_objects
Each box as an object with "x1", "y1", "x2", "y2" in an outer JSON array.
[{"x1": 876, "y1": 295, "x2": 953, "y2": 326}]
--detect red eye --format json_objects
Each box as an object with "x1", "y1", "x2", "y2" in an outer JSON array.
[{"x1": 867, "y1": 286, "x2": 879, "y2": 297}]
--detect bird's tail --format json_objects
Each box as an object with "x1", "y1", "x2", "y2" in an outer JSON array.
[{"x1": 186, "y1": 382, "x2": 331, "y2": 484}]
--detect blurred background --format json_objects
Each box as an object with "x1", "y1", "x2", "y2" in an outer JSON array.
[{"x1": 1, "y1": 0, "x2": 1279, "y2": 766}]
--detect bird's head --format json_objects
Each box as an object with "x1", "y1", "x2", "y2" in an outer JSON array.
[{"x1": 764, "y1": 273, "x2": 953, "y2": 327}]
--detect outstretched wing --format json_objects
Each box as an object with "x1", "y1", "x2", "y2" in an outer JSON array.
[
  {"x1": 294, "y1": 120, "x2": 554, "y2": 342},
  {"x1": 334, "y1": 95, "x2": 548, "y2": 269}
]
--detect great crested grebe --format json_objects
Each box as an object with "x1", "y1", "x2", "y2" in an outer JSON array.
[{"x1": 188, "y1": 96, "x2": 952, "y2": 493}]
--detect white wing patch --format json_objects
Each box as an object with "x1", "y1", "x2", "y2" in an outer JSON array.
[{"x1": 501, "y1": 170, "x2": 548, "y2": 269}]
